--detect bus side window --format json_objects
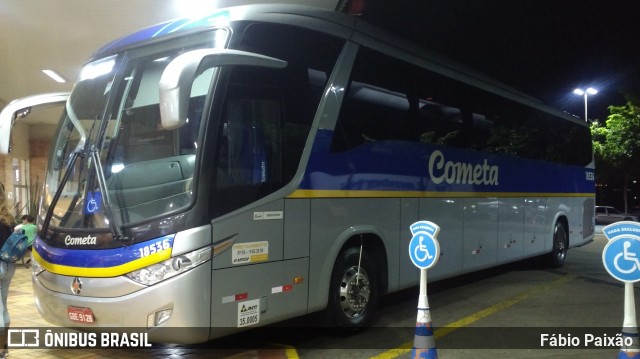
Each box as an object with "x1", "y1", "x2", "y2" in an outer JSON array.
[
  {"x1": 331, "y1": 82, "x2": 418, "y2": 153},
  {"x1": 210, "y1": 23, "x2": 343, "y2": 217},
  {"x1": 331, "y1": 47, "x2": 465, "y2": 152},
  {"x1": 216, "y1": 93, "x2": 280, "y2": 188},
  {"x1": 237, "y1": 23, "x2": 342, "y2": 180}
]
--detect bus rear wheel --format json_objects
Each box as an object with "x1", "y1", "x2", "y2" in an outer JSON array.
[
  {"x1": 548, "y1": 221, "x2": 568, "y2": 268},
  {"x1": 325, "y1": 246, "x2": 379, "y2": 331}
]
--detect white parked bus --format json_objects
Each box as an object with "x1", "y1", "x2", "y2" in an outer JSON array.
[{"x1": 0, "y1": 4, "x2": 594, "y2": 343}]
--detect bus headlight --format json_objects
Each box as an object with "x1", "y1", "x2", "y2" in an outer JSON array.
[{"x1": 126, "y1": 246, "x2": 212, "y2": 286}]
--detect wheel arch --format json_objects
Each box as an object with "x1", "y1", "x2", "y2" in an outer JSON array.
[
  {"x1": 547, "y1": 214, "x2": 569, "y2": 268},
  {"x1": 550, "y1": 213, "x2": 569, "y2": 247},
  {"x1": 311, "y1": 225, "x2": 389, "y2": 313},
  {"x1": 339, "y1": 231, "x2": 389, "y2": 295},
  {"x1": 556, "y1": 215, "x2": 569, "y2": 237}
]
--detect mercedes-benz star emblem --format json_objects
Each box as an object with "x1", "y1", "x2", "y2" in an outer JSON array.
[{"x1": 71, "y1": 277, "x2": 82, "y2": 295}]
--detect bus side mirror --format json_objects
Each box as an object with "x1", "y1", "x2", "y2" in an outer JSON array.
[{"x1": 158, "y1": 49, "x2": 287, "y2": 130}]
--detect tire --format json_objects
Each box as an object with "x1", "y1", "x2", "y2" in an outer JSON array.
[
  {"x1": 325, "y1": 246, "x2": 379, "y2": 331},
  {"x1": 548, "y1": 221, "x2": 568, "y2": 268}
]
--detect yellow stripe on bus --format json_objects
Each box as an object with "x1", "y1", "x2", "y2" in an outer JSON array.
[
  {"x1": 32, "y1": 249, "x2": 172, "y2": 278},
  {"x1": 287, "y1": 189, "x2": 595, "y2": 199}
]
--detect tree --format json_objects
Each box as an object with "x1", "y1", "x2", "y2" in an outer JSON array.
[{"x1": 590, "y1": 99, "x2": 640, "y2": 212}]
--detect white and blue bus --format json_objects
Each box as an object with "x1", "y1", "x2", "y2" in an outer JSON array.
[{"x1": 0, "y1": 4, "x2": 594, "y2": 343}]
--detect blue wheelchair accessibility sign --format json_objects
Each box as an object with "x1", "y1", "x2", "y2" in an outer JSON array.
[
  {"x1": 409, "y1": 221, "x2": 440, "y2": 269},
  {"x1": 603, "y1": 221, "x2": 640, "y2": 241},
  {"x1": 84, "y1": 191, "x2": 103, "y2": 215},
  {"x1": 603, "y1": 236, "x2": 640, "y2": 283},
  {"x1": 602, "y1": 221, "x2": 640, "y2": 283}
]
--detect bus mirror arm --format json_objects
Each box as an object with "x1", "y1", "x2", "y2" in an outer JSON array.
[
  {"x1": 0, "y1": 92, "x2": 70, "y2": 154},
  {"x1": 158, "y1": 49, "x2": 287, "y2": 130}
]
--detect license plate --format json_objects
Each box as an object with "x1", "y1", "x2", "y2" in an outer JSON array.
[{"x1": 67, "y1": 306, "x2": 95, "y2": 324}]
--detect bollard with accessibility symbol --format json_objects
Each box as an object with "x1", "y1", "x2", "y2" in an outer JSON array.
[
  {"x1": 408, "y1": 220, "x2": 440, "y2": 359},
  {"x1": 602, "y1": 221, "x2": 640, "y2": 358}
]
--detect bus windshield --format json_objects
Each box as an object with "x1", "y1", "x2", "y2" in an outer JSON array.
[{"x1": 43, "y1": 29, "x2": 228, "y2": 233}]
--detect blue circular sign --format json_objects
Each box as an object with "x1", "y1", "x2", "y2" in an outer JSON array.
[
  {"x1": 409, "y1": 232, "x2": 440, "y2": 269},
  {"x1": 603, "y1": 235, "x2": 640, "y2": 283}
]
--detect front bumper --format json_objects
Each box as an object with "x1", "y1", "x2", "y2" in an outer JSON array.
[{"x1": 32, "y1": 261, "x2": 212, "y2": 344}]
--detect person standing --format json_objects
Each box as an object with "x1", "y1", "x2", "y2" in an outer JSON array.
[
  {"x1": 15, "y1": 214, "x2": 36, "y2": 267},
  {"x1": 15, "y1": 215, "x2": 36, "y2": 246},
  {"x1": 0, "y1": 184, "x2": 16, "y2": 358}
]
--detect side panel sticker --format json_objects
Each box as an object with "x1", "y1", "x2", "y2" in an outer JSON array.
[
  {"x1": 232, "y1": 241, "x2": 269, "y2": 265},
  {"x1": 237, "y1": 299, "x2": 260, "y2": 328},
  {"x1": 253, "y1": 211, "x2": 283, "y2": 220}
]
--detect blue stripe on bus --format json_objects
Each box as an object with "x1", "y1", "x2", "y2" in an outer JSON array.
[
  {"x1": 300, "y1": 129, "x2": 594, "y2": 196},
  {"x1": 34, "y1": 234, "x2": 174, "y2": 269},
  {"x1": 286, "y1": 189, "x2": 593, "y2": 199},
  {"x1": 93, "y1": 11, "x2": 230, "y2": 56}
]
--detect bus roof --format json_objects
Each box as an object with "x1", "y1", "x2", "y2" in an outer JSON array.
[
  {"x1": 91, "y1": 4, "x2": 355, "y2": 59},
  {"x1": 89, "y1": 3, "x2": 582, "y2": 126}
]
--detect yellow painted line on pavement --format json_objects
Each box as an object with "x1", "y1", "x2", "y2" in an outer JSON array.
[
  {"x1": 370, "y1": 274, "x2": 577, "y2": 359},
  {"x1": 263, "y1": 342, "x2": 300, "y2": 359},
  {"x1": 285, "y1": 346, "x2": 300, "y2": 359}
]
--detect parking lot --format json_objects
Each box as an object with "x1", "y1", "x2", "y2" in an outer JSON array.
[{"x1": 6, "y1": 226, "x2": 637, "y2": 358}]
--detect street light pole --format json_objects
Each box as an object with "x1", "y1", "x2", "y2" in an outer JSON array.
[{"x1": 573, "y1": 87, "x2": 598, "y2": 122}]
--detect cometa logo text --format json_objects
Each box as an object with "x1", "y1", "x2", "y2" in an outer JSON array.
[
  {"x1": 65, "y1": 235, "x2": 98, "y2": 245},
  {"x1": 428, "y1": 150, "x2": 499, "y2": 186}
]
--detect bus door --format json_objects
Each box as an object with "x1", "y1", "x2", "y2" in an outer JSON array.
[{"x1": 208, "y1": 71, "x2": 309, "y2": 333}]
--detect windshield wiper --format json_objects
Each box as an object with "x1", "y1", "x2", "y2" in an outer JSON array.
[
  {"x1": 42, "y1": 110, "x2": 129, "y2": 244},
  {"x1": 82, "y1": 113, "x2": 130, "y2": 244},
  {"x1": 90, "y1": 146, "x2": 130, "y2": 244},
  {"x1": 66, "y1": 100, "x2": 88, "y2": 153},
  {"x1": 41, "y1": 151, "x2": 81, "y2": 239},
  {"x1": 42, "y1": 98, "x2": 92, "y2": 237}
]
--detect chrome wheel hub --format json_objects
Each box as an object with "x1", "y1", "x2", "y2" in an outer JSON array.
[{"x1": 338, "y1": 265, "x2": 371, "y2": 318}]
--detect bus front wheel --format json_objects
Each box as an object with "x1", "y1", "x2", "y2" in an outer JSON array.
[{"x1": 325, "y1": 246, "x2": 379, "y2": 331}]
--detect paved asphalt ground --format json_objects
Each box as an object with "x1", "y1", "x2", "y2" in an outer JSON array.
[{"x1": 5, "y1": 225, "x2": 636, "y2": 358}]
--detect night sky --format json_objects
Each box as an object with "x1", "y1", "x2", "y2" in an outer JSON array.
[{"x1": 361, "y1": 0, "x2": 640, "y2": 121}]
